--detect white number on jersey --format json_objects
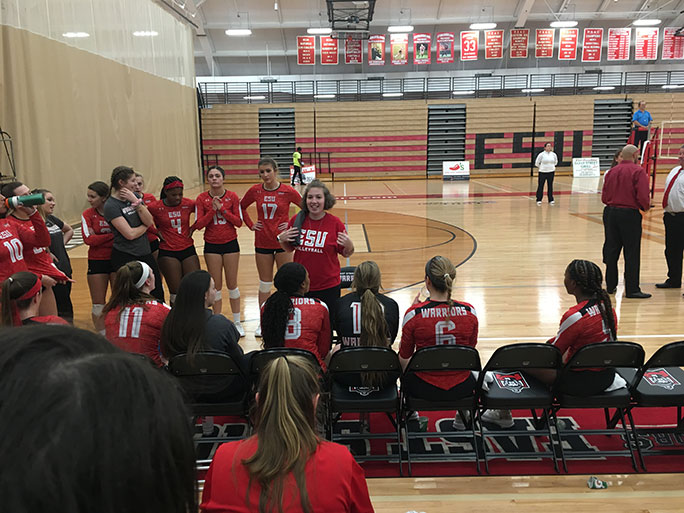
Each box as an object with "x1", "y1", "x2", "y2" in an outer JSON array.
[
  {"x1": 119, "y1": 306, "x2": 144, "y2": 338},
  {"x1": 435, "y1": 320, "x2": 456, "y2": 345},
  {"x1": 261, "y1": 203, "x2": 278, "y2": 220},
  {"x1": 170, "y1": 218, "x2": 182, "y2": 233},
  {"x1": 285, "y1": 307, "x2": 302, "y2": 340},
  {"x1": 351, "y1": 302, "x2": 362, "y2": 334},
  {"x1": 3, "y1": 238, "x2": 24, "y2": 263},
  {"x1": 213, "y1": 210, "x2": 227, "y2": 225}
]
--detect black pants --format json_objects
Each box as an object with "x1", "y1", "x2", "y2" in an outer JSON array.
[
  {"x1": 402, "y1": 373, "x2": 476, "y2": 401},
  {"x1": 558, "y1": 369, "x2": 616, "y2": 397},
  {"x1": 292, "y1": 165, "x2": 303, "y2": 184},
  {"x1": 111, "y1": 248, "x2": 165, "y2": 302},
  {"x1": 53, "y1": 281, "x2": 73, "y2": 323},
  {"x1": 602, "y1": 206, "x2": 643, "y2": 294},
  {"x1": 536, "y1": 172, "x2": 555, "y2": 202},
  {"x1": 307, "y1": 284, "x2": 341, "y2": 329},
  {"x1": 633, "y1": 129, "x2": 648, "y2": 150},
  {"x1": 663, "y1": 212, "x2": 684, "y2": 286}
]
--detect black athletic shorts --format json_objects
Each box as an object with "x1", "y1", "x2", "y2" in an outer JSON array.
[
  {"x1": 158, "y1": 246, "x2": 197, "y2": 262},
  {"x1": 255, "y1": 247, "x2": 285, "y2": 255},
  {"x1": 204, "y1": 239, "x2": 240, "y2": 255},
  {"x1": 87, "y1": 259, "x2": 114, "y2": 275},
  {"x1": 149, "y1": 239, "x2": 160, "y2": 253}
]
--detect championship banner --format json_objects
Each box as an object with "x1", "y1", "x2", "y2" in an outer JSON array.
[
  {"x1": 484, "y1": 30, "x2": 503, "y2": 59},
  {"x1": 535, "y1": 29, "x2": 554, "y2": 58},
  {"x1": 390, "y1": 33, "x2": 408, "y2": 65},
  {"x1": 413, "y1": 33, "x2": 431, "y2": 64},
  {"x1": 558, "y1": 28, "x2": 578, "y2": 60},
  {"x1": 510, "y1": 29, "x2": 529, "y2": 58},
  {"x1": 320, "y1": 36, "x2": 338, "y2": 65},
  {"x1": 635, "y1": 27, "x2": 659, "y2": 60},
  {"x1": 436, "y1": 32, "x2": 455, "y2": 63},
  {"x1": 345, "y1": 39, "x2": 362, "y2": 64},
  {"x1": 663, "y1": 27, "x2": 684, "y2": 60},
  {"x1": 368, "y1": 34, "x2": 385, "y2": 65},
  {"x1": 460, "y1": 31, "x2": 479, "y2": 61},
  {"x1": 581, "y1": 28, "x2": 603, "y2": 62},
  {"x1": 607, "y1": 28, "x2": 631, "y2": 61},
  {"x1": 297, "y1": 36, "x2": 315, "y2": 65}
]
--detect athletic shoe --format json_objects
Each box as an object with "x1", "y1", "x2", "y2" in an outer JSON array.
[
  {"x1": 234, "y1": 321, "x2": 246, "y2": 337},
  {"x1": 537, "y1": 201, "x2": 542, "y2": 206},
  {"x1": 481, "y1": 409, "x2": 514, "y2": 429},
  {"x1": 550, "y1": 200, "x2": 555, "y2": 205},
  {"x1": 656, "y1": 281, "x2": 680, "y2": 288},
  {"x1": 452, "y1": 410, "x2": 471, "y2": 431},
  {"x1": 255, "y1": 325, "x2": 262, "y2": 338}
]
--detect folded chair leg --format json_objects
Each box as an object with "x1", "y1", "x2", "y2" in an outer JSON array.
[
  {"x1": 617, "y1": 408, "x2": 639, "y2": 472},
  {"x1": 469, "y1": 408, "x2": 481, "y2": 475},
  {"x1": 478, "y1": 409, "x2": 490, "y2": 475},
  {"x1": 606, "y1": 408, "x2": 622, "y2": 430},
  {"x1": 543, "y1": 409, "x2": 560, "y2": 474},
  {"x1": 397, "y1": 415, "x2": 404, "y2": 477},
  {"x1": 625, "y1": 408, "x2": 646, "y2": 472},
  {"x1": 550, "y1": 407, "x2": 568, "y2": 473}
]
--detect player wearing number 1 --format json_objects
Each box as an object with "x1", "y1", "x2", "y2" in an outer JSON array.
[
  {"x1": 103, "y1": 260, "x2": 170, "y2": 366},
  {"x1": 148, "y1": 177, "x2": 200, "y2": 305}
]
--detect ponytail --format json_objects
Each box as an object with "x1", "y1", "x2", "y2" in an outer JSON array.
[
  {"x1": 566, "y1": 259, "x2": 617, "y2": 341},
  {"x1": 425, "y1": 256, "x2": 456, "y2": 306},
  {"x1": 1, "y1": 272, "x2": 41, "y2": 326},
  {"x1": 261, "y1": 263, "x2": 307, "y2": 349},
  {"x1": 243, "y1": 356, "x2": 319, "y2": 513},
  {"x1": 103, "y1": 262, "x2": 155, "y2": 318}
]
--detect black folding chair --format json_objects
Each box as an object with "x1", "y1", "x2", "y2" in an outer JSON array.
[
  {"x1": 617, "y1": 340, "x2": 684, "y2": 469},
  {"x1": 477, "y1": 343, "x2": 563, "y2": 474},
  {"x1": 554, "y1": 341, "x2": 645, "y2": 472},
  {"x1": 400, "y1": 345, "x2": 482, "y2": 475},
  {"x1": 340, "y1": 265, "x2": 356, "y2": 289},
  {"x1": 327, "y1": 347, "x2": 402, "y2": 472}
]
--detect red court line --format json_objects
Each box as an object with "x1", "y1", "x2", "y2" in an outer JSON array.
[{"x1": 336, "y1": 188, "x2": 664, "y2": 201}]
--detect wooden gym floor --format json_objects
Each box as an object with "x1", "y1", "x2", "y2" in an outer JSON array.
[{"x1": 67, "y1": 173, "x2": 684, "y2": 512}]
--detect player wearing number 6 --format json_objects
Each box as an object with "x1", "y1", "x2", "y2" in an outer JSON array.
[
  {"x1": 147, "y1": 177, "x2": 200, "y2": 305},
  {"x1": 194, "y1": 166, "x2": 245, "y2": 336},
  {"x1": 103, "y1": 260, "x2": 170, "y2": 366},
  {"x1": 260, "y1": 262, "x2": 331, "y2": 369},
  {"x1": 399, "y1": 256, "x2": 478, "y2": 400},
  {"x1": 240, "y1": 157, "x2": 301, "y2": 336}
]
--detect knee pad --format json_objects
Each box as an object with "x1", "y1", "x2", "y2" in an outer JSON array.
[
  {"x1": 215, "y1": 290, "x2": 222, "y2": 301},
  {"x1": 228, "y1": 287, "x2": 240, "y2": 299},
  {"x1": 92, "y1": 304, "x2": 104, "y2": 317},
  {"x1": 258, "y1": 280, "x2": 273, "y2": 293}
]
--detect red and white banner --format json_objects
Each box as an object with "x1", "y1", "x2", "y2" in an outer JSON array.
[
  {"x1": 484, "y1": 30, "x2": 503, "y2": 59},
  {"x1": 297, "y1": 36, "x2": 315, "y2": 65},
  {"x1": 413, "y1": 33, "x2": 431, "y2": 64},
  {"x1": 320, "y1": 36, "x2": 338, "y2": 65},
  {"x1": 607, "y1": 27, "x2": 631, "y2": 61},
  {"x1": 368, "y1": 34, "x2": 385, "y2": 65},
  {"x1": 635, "y1": 27, "x2": 659, "y2": 60},
  {"x1": 345, "y1": 39, "x2": 362, "y2": 64},
  {"x1": 558, "y1": 28, "x2": 578, "y2": 60},
  {"x1": 662, "y1": 27, "x2": 684, "y2": 60},
  {"x1": 581, "y1": 28, "x2": 603, "y2": 62},
  {"x1": 510, "y1": 29, "x2": 529, "y2": 58},
  {"x1": 390, "y1": 33, "x2": 408, "y2": 65},
  {"x1": 460, "y1": 31, "x2": 479, "y2": 60},
  {"x1": 436, "y1": 32, "x2": 455, "y2": 63},
  {"x1": 535, "y1": 29, "x2": 555, "y2": 58}
]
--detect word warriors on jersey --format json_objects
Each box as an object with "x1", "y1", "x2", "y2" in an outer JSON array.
[{"x1": 420, "y1": 305, "x2": 472, "y2": 318}]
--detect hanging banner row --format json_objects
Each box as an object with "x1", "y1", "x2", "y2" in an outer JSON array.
[{"x1": 296, "y1": 27, "x2": 684, "y2": 65}]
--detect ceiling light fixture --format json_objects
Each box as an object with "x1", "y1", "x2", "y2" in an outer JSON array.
[
  {"x1": 314, "y1": 94, "x2": 336, "y2": 99},
  {"x1": 633, "y1": 19, "x2": 661, "y2": 26},
  {"x1": 593, "y1": 86, "x2": 616, "y2": 91},
  {"x1": 133, "y1": 30, "x2": 158, "y2": 37},
  {"x1": 550, "y1": 21, "x2": 578, "y2": 28},
  {"x1": 662, "y1": 84, "x2": 684, "y2": 89},
  {"x1": 453, "y1": 90, "x2": 476, "y2": 95},
  {"x1": 62, "y1": 32, "x2": 90, "y2": 38},
  {"x1": 307, "y1": 27, "x2": 332, "y2": 35},
  {"x1": 382, "y1": 92, "x2": 404, "y2": 97},
  {"x1": 469, "y1": 23, "x2": 497, "y2": 30},
  {"x1": 243, "y1": 95, "x2": 265, "y2": 100},
  {"x1": 387, "y1": 25, "x2": 414, "y2": 33},
  {"x1": 226, "y1": 29, "x2": 252, "y2": 36},
  {"x1": 521, "y1": 88, "x2": 544, "y2": 93}
]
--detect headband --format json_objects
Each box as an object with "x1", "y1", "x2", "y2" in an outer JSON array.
[
  {"x1": 18, "y1": 279, "x2": 42, "y2": 301},
  {"x1": 134, "y1": 261, "x2": 152, "y2": 289},
  {"x1": 163, "y1": 180, "x2": 184, "y2": 191}
]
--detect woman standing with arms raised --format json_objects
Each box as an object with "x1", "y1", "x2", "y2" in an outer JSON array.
[{"x1": 194, "y1": 165, "x2": 245, "y2": 336}]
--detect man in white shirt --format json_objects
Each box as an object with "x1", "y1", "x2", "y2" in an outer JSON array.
[{"x1": 656, "y1": 144, "x2": 684, "y2": 292}]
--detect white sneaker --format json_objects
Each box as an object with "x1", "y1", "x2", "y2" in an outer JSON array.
[
  {"x1": 255, "y1": 325, "x2": 262, "y2": 338},
  {"x1": 234, "y1": 321, "x2": 246, "y2": 338},
  {"x1": 452, "y1": 410, "x2": 471, "y2": 431},
  {"x1": 550, "y1": 200, "x2": 555, "y2": 205},
  {"x1": 537, "y1": 201, "x2": 542, "y2": 206},
  {"x1": 480, "y1": 409, "x2": 514, "y2": 428}
]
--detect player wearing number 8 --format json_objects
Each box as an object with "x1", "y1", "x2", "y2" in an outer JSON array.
[
  {"x1": 148, "y1": 177, "x2": 200, "y2": 305},
  {"x1": 399, "y1": 256, "x2": 478, "y2": 400},
  {"x1": 103, "y1": 260, "x2": 170, "y2": 366},
  {"x1": 260, "y1": 262, "x2": 331, "y2": 369}
]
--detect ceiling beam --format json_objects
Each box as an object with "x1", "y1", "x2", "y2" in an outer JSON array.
[
  {"x1": 515, "y1": 0, "x2": 537, "y2": 28},
  {"x1": 186, "y1": 0, "x2": 220, "y2": 75}
]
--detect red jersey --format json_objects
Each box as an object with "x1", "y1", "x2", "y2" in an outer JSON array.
[
  {"x1": 22, "y1": 315, "x2": 69, "y2": 326},
  {"x1": 201, "y1": 438, "x2": 373, "y2": 513},
  {"x1": 7, "y1": 215, "x2": 67, "y2": 281},
  {"x1": 194, "y1": 190, "x2": 242, "y2": 244},
  {"x1": 261, "y1": 296, "x2": 331, "y2": 369},
  {"x1": 399, "y1": 300, "x2": 478, "y2": 390},
  {"x1": 0, "y1": 218, "x2": 31, "y2": 282},
  {"x1": 240, "y1": 184, "x2": 301, "y2": 249},
  {"x1": 548, "y1": 299, "x2": 618, "y2": 364},
  {"x1": 142, "y1": 193, "x2": 160, "y2": 242},
  {"x1": 81, "y1": 207, "x2": 113, "y2": 260},
  {"x1": 148, "y1": 198, "x2": 195, "y2": 251},
  {"x1": 288, "y1": 213, "x2": 346, "y2": 291},
  {"x1": 104, "y1": 300, "x2": 170, "y2": 366}
]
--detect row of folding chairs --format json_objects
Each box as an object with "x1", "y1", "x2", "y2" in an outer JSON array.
[{"x1": 165, "y1": 340, "x2": 684, "y2": 476}]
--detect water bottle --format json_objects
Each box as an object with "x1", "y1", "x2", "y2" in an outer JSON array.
[{"x1": 4, "y1": 192, "x2": 45, "y2": 209}]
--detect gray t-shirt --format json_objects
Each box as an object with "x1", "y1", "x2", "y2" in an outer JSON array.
[{"x1": 103, "y1": 196, "x2": 151, "y2": 256}]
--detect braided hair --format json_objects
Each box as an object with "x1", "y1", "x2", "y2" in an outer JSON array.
[
  {"x1": 261, "y1": 262, "x2": 308, "y2": 349},
  {"x1": 565, "y1": 259, "x2": 617, "y2": 341}
]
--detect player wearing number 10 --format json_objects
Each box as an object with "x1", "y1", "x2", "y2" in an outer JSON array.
[{"x1": 399, "y1": 256, "x2": 478, "y2": 400}]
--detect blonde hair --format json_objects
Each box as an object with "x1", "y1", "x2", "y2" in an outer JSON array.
[
  {"x1": 425, "y1": 256, "x2": 456, "y2": 305},
  {"x1": 242, "y1": 356, "x2": 320, "y2": 513},
  {"x1": 352, "y1": 261, "x2": 390, "y2": 349}
]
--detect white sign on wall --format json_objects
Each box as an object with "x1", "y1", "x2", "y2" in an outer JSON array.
[
  {"x1": 442, "y1": 161, "x2": 470, "y2": 181},
  {"x1": 572, "y1": 157, "x2": 601, "y2": 177},
  {"x1": 290, "y1": 165, "x2": 316, "y2": 184}
]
